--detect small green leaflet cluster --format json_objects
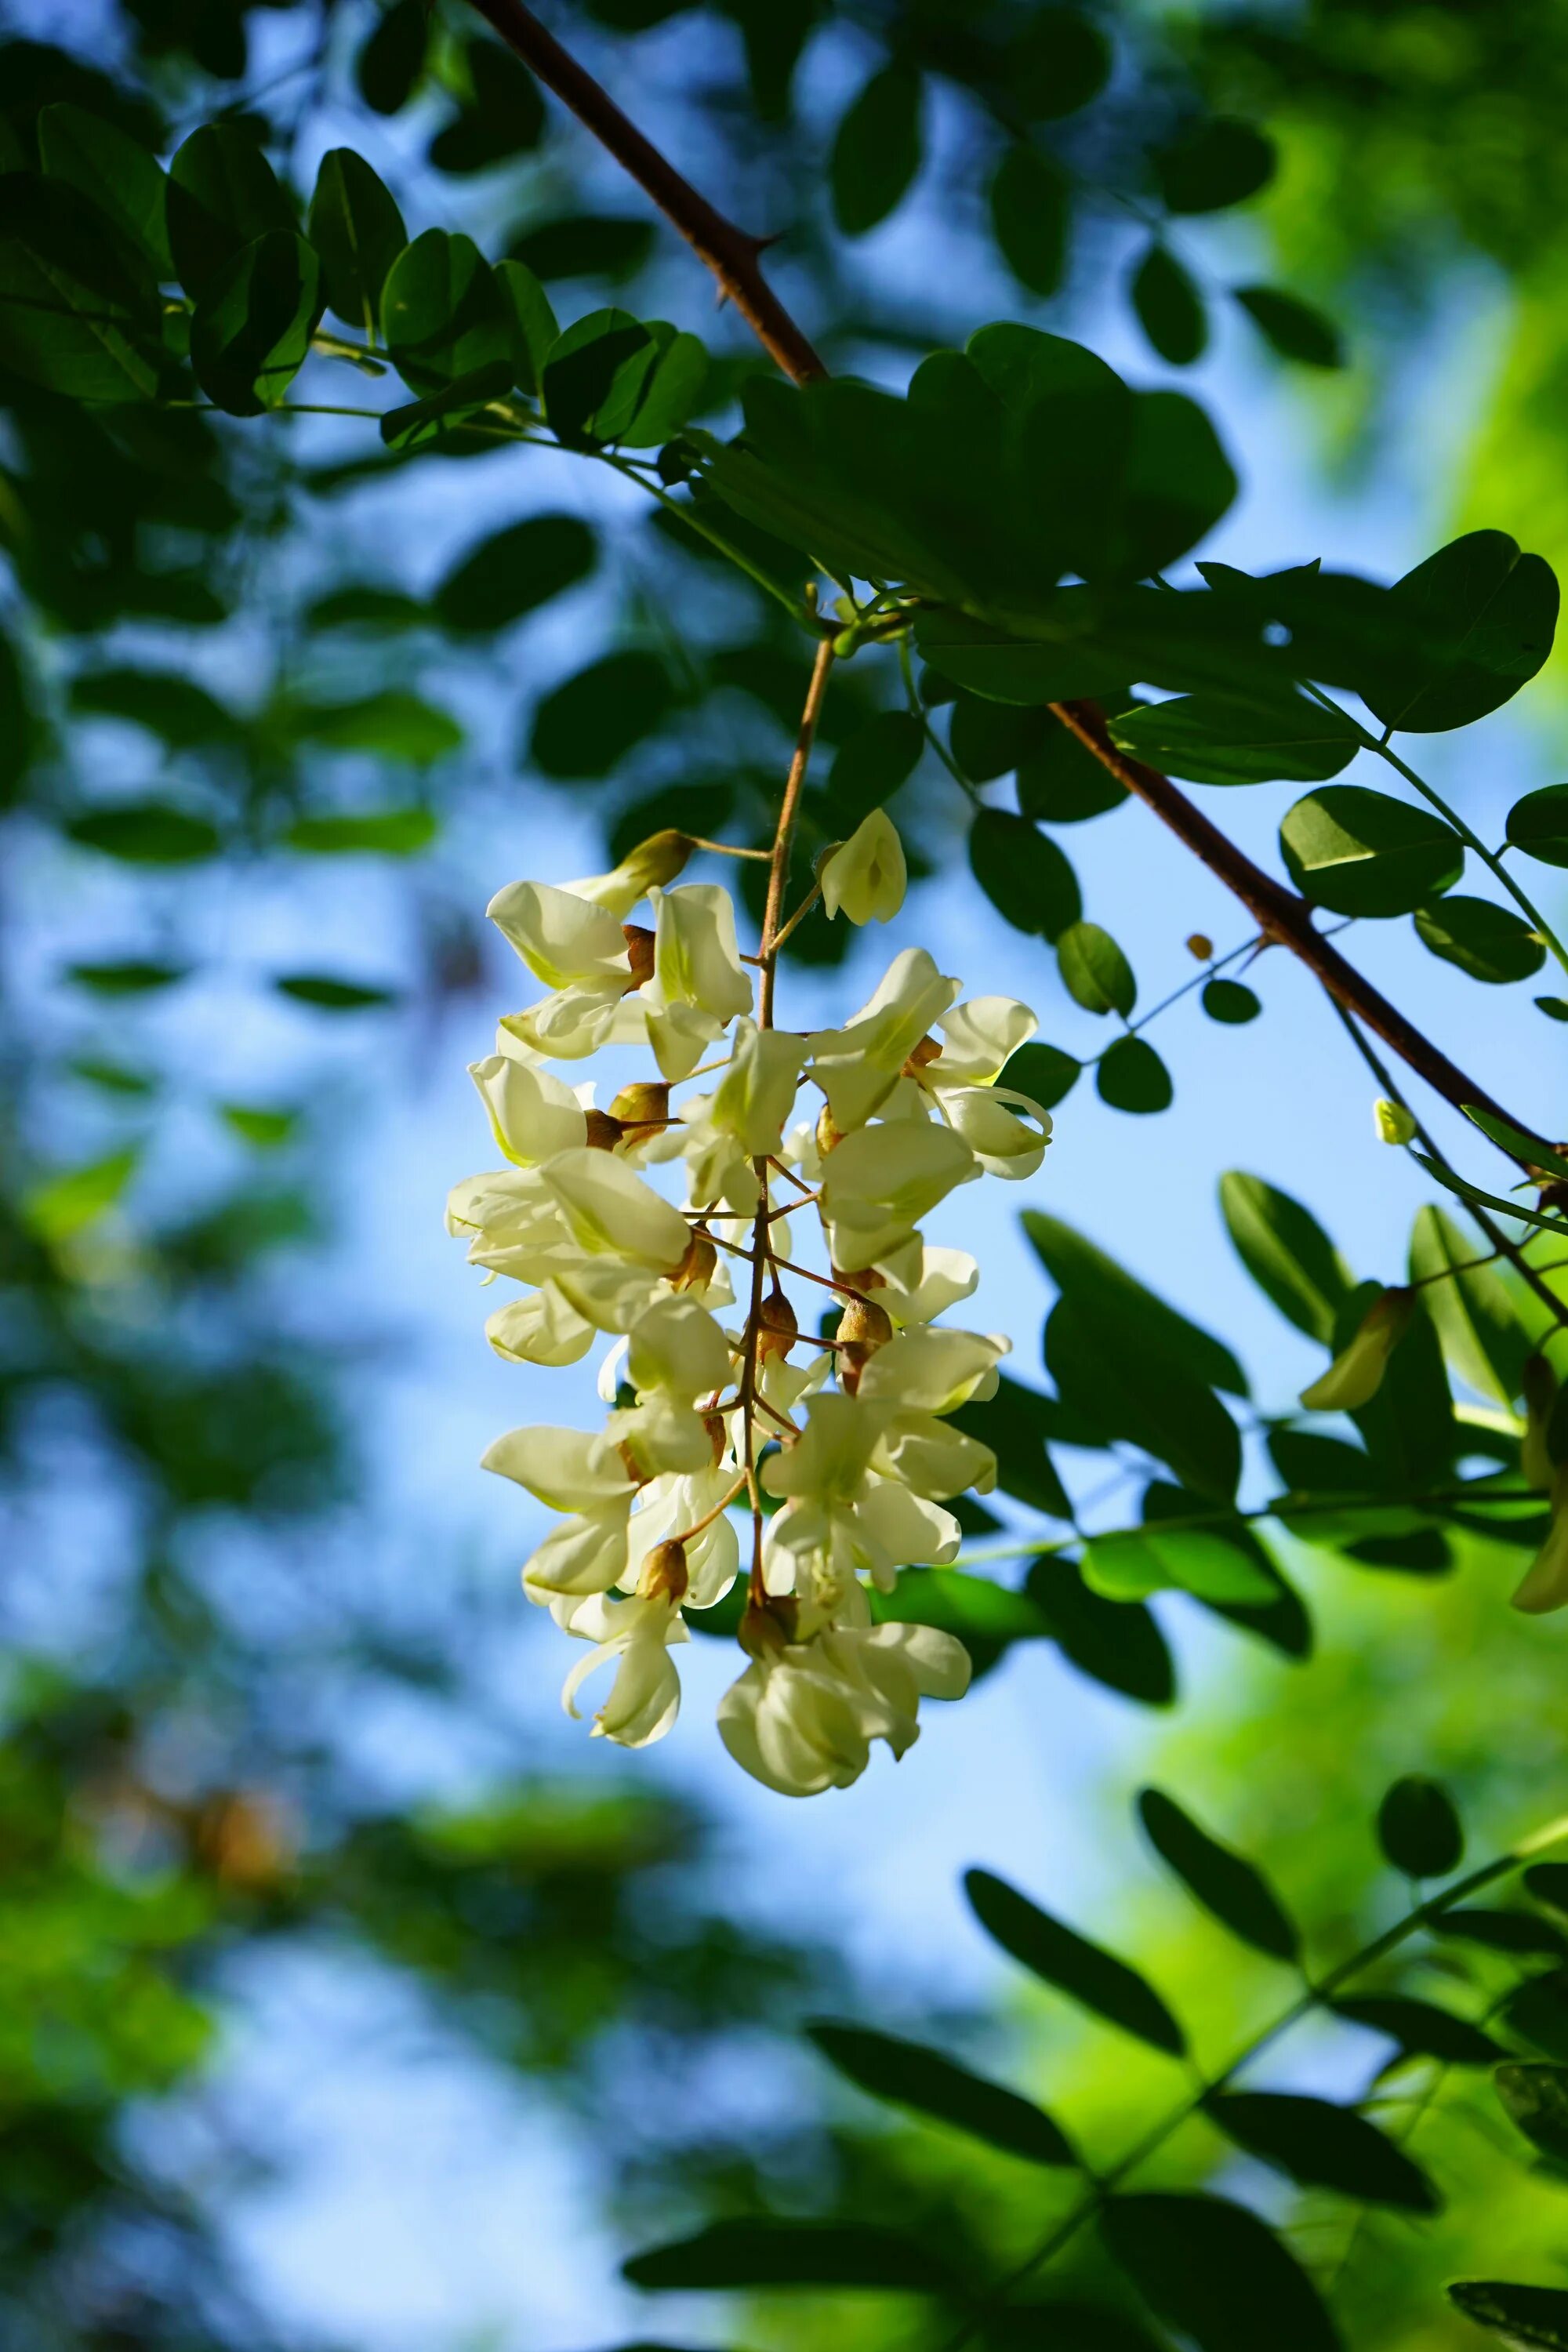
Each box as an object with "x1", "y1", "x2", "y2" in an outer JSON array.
[{"x1": 616, "y1": 1777, "x2": 1568, "y2": 2352}]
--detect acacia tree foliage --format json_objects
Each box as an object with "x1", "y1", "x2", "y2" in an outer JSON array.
[{"x1": 5, "y1": 2, "x2": 1568, "y2": 2348}]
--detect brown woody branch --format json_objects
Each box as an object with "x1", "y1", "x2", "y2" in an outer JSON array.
[{"x1": 464, "y1": 0, "x2": 1549, "y2": 1163}]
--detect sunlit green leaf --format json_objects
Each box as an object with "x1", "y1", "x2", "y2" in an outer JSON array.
[
  {"x1": 1280, "y1": 785, "x2": 1464, "y2": 917},
  {"x1": 1109, "y1": 691, "x2": 1360, "y2": 786},
  {"x1": 285, "y1": 808, "x2": 437, "y2": 855},
  {"x1": 1414, "y1": 895, "x2": 1544, "y2": 983},
  {"x1": 23, "y1": 1147, "x2": 140, "y2": 1243},
  {"x1": 1131, "y1": 243, "x2": 1207, "y2": 366}
]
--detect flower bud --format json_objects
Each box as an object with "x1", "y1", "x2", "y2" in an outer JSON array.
[
  {"x1": 1513, "y1": 1465, "x2": 1568, "y2": 1613},
  {"x1": 1374, "y1": 1098, "x2": 1417, "y2": 1146},
  {"x1": 622, "y1": 924, "x2": 657, "y2": 989},
  {"x1": 1299, "y1": 1287, "x2": 1415, "y2": 1413},
  {"x1": 673, "y1": 1226, "x2": 718, "y2": 1292},
  {"x1": 1523, "y1": 1354, "x2": 1560, "y2": 1493},
  {"x1": 816, "y1": 1102, "x2": 842, "y2": 1158},
  {"x1": 757, "y1": 1283, "x2": 799, "y2": 1361},
  {"x1": 903, "y1": 1034, "x2": 942, "y2": 1073},
  {"x1": 639, "y1": 1537, "x2": 689, "y2": 1605},
  {"x1": 572, "y1": 830, "x2": 694, "y2": 916},
  {"x1": 609, "y1": 1080, "x2": 671, "y2": 1136},
  {"x1": 835, "y1": 1294, "x2": 893, "y2": 1394},
  {"x1": 583, "y1": 1109, "x2": 625, "y2": 1152},
  {"x1": 1186, "y1": 933, "x2": 1214, "y2": 960},
  {"x1": 703, "y1": 1409, "x2": 728, "y2": 1462},
  {"x1": 820, "y1": 808, "x2": 906, "y2": 925}
]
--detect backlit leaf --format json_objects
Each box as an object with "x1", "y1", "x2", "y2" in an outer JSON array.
[
  {"x1": 1507, "y1": 784, "x2": 1568, "y2": 869},
  {"x1": 191, "y1": 228, "x2": 322, "y2": 416},
  {"x1": 808, "y1": 2023, "x2": 1076, "y2": 2166},
  {"x1": 1376, "y1": 1774, "x2": 1464, "y2": 1878},
  {"x1": 1280, "y1": 786, "x2": 1464, "y2": 917},
  {"x1": 965, "y1": 1869, "x2": 1186, "y2": 2055},
  {"x1": 1057, "y1": 921, "x2": 1136, "y2": 1016},
  {"x1": 307, "y1": 148, "x2": 407, "y2": 336},
  {"x1": 970, "y1": 810, "x2": 1081, "y2": 940},
  {"x1": 1138, "y1": 1788, "x2": 1298, "y2": 1957},
  {"x1": 1203, "y1": 2091, "x2": 1436, "y2": 2209},
  {"x1": 1414, "y1": 895, "x2": 1544, "y2": 983},
  {"x1": 1102, "y1": 2192, "x2": 1338, "y2": 2352},
  {"x1": 1109, "y1": 691, "x2": 1360, "y2": 786}
]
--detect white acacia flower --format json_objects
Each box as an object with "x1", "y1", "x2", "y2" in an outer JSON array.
[
  {"x1": 818, "y1": 1116, "x2": 978, "y2": 1270},
  {"x1": 875, "y1": 1242, "x2": 980, "y2": 1327},
  {"x1": 469, "y1": 1051, "x2": 587, "y2": 1167},
  {"x1": 626, "y1": 1468, "x2": 739, "y2": 1606},
  {"x1": 932, "y1": 1082, "x2": 1050, "y2": 1179},
  {"x1": 561, "y1": 1590, "x2": 688, "y2": 1746},
  {"x1": 931, "y1": 996, "x2": 1037, "y2": 1083},
  {"x1": 711, "y1": 1019, "x2": 808, "y2": 1156},
  {"x1": 806, "y1": 947, "x2": 962, "y2": 1131},
  {"x1": 483, "y1": 1424, "x2": 641, "y2": 1599},
  {"x1": 717, "y1": 1621, "x2": 971, "y2": 1796},
  {"x1": 485, "y1": 1281, "x2": 594, "y2": 1367},
  {"x1": 821, "y1": 808, "x2": 906, "y2": 924},
  {"x1": 541, "y1": 1148, "x2": 692, "y2": 1270},
  {"x1": 627, "y1": 1292, "x2": 734, "y2": 1401},
  {"x1": 488, "y1": 879, "x2": 632, "y2": 988}
]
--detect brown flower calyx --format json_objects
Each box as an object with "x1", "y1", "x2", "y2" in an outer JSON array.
[
  {"x1": 815, "y1": 1102, "x2": 842, "y2": 1157},
  {"x1": 902, "y1": 1033, "x2": 942, "y2": 1076},
  {"x1": 640, "y1": 1537, "x2": 689, "y2": 1605},
  {"x1": 617, "y1": 1441, "x2": 654, "y2": 1486},
  {"x1": 583, "y1": 1108, "x2": 625, "y2": 1152},
  {"x1": 609, "y1": 1080, "x2": 670, "y2": 1134},
  {"x1": 622, "y1": 924, "x2": 656, "y2": 988},
  {"x1": 757, "y1": 1283, "x2": 799, "y2": 1360},
  {"x1": 702, "y1": 1409, "x2": 728, "y2": 1462},
  {"x1": 835, "y1": 1294, "x2": 893, "y2": 1393},
  {"x1": 673, "y1": 1225, "x2": 717, "y2": 1290},
  {"x1": 832, "y1": 1262, "x2": 885, "y2": 1293},
  {"x1": 739, "y1": 1593, "x2": 798, "y2": 1658}
]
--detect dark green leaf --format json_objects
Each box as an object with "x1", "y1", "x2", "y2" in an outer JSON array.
[
  {"x1": 67, "y1": 801, "x2": 219, "y2": 864},
  {"x1": 1203, "y1": 2091, "x2": 1436, "y2": 2209},
  {"x1": 428, "y1": 39, "x2": 546, "y2": 174},
  {"x1": 220, "y1": 1104, "x2": 298, "y2": 1149},
  {"x1": 1447, "y1": 2281, "x2": 1568, "y2": 2350},
  {"x1": 528, "y1": 651, "x2": 674, "y2": 778},
  {"x1": 1280, "y1": 786, "x2": 1464, "y2": 917},
  {"x1": 285, "y1": 690, "x2": 463, "y2": 763},
  {"x1": 285, "y1": 809, "x2": 437, "y2": 855},
  {"x1": 167, "y1": 122, "x2": 292, "y2": 299},
  {"x1": 1083, "y1": 1524, "x2": 1273, "y2": 1606},
  {"x1": 1333, "y1": 1994, "x2": 1500, "y2": 2065},
  {"x1": 1095, "y1": 1036, "x2": 1172, "y2": 1114},
  {"x1": 1110, "y1": 690, "x2": 1360, "y2": 786},
  {"x1": 826, "y1": 711, "x2": 924, "y2": 827},
  {"x1": 1156, "y1": 119, "x2": 1276, "y2": 216},
  {"x1": 1203, "y1": 978, "x2": 1260, "y2": 1023},
  {"x1": 970, "y1": 811, "x2": 1081, "y2": 940},
  {"x1": 358, "y1": 0, "x2": 429, "y2": 114},
  {"x1": 307, "y1": 149, "x2": 406, "y2": 336},
  {"x1": 191, "y1": 229, "x2": 322, "y2": 416},
  {"x1": 623, "y1": 2218, "x2": 952, "y2": 2293},
  {"x1": 66, "y1": 959, "x2": 189, "y2": 995},
  {"x1": 1538, "y1": 996, "x2": 1568, "y2": 1022},
  {"x1": 1057, "y1": 921, "x2": 1135, "y2": 1016},
  {"x1": 1410, "y1": 1204, "x2": 1533, "y2": 1406},
  {"x1": 306, "y1": 584, "x2": 426, "y2": 632},
  {"x1": 379, "y1": 358, "x2": 515, "y2": 448},
  {"x1": 622, "y1": 325, "x2": 708, "y2": 447},
  {"x1": 383, "y1": 229, "x2": 514, "y2": 394},
  {"x1": 1232, "y1": 285, "x2": 1343, "y2": 369},
  {"x1": 1026, "y1": 1553, "x2": 1176, "y2": 1707},
  {"x1": 1131, "y1": 243, "x2": 1207, "y2": 366},
  {"x1": 949, "y1": 694, "x2": 1047, "y2": 783},
  {"x1": 1365, "y1": 531, "x2": 1559, "y2": 735},
  {"x1": 1376, "y1": 1775, "x2": 1463, "y2": 1877},
  {"x1": 999, "y1": 1041, "x2": 1080, "y2": 1109},
  {"x1": 496, "y1": 260, "x2": 557, "y2": 396},
  {"x1": 830, "y1": 66, "x2": 922, "y2": 236},
  {"x1": 274, "y1": 974, "x2": 398, "y2": 1011},
  {"x1": 990, "y1": 147, "x2": 1070, "y2": 296},
  {"x1": 509, "y1": 214, "x2": 655, "y2": 285},
  {"x1": 0, "y1": 172, "x2": 162, "y2": 400},
  {"x1": 1138, "y1": 1788, "x2": 1298, "y2": 1958},
  {"x1": 1508, "y1": 784, "x2": 1568, "y2": 869},
  {"x1": 965, "y1": 1869, "x2": 1186, "y2": 2055},
  {"x1": 1017, "y1": 724, "x2": 1131, "y2": 822},
  {"x1": 1025, "y1": 1209, "x2": 1249, "y2": 1396},
  {"x1": 1508, "y1": 1973, "x2": 1568, "y2": 2061},
  {"x1": 951, "y1": 1373, "x2": 1072, "y2": 1518},
  {"x1": 1414, "y1": 895, "x2": 1544, "y2": 983},
  {"x1": 868, "y1": 1568, "x2": 1054, "y2": 1659},
  {"x1": 71, "y1": 667, "x2": 238, "y2": 746},
  {"x1": 1010, "y1": 11, "x2": 1112, "y2": 119},
  {"x1": 1527, "y1": 1866, "x2": 1568, "y2": 1919},
  {"x1": 808, "y1": 2023, "x2": 1076, "y2": 2166},
  {"x1": 434, "y1": 514, "x2": 596, "y2": 633},
  {"x1": 1436, "y1": 1910, "x2": 1566, "y2": 1957},
  {"x1": 1102, "y1": 2193, "x2": 1338, "y2": 2352},
  {"x1": 1461, "y1": 1106, "x2": 1568, "y2": 1185},
  {"x1": 543, "y1": 307, "x2": 659, "y2": 443},
  {"x1": 38, "y1": 102, "x2": 171, "y2": 278}
]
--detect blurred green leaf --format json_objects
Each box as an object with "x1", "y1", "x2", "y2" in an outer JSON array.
[
  {"x1": 71, "y1": 667, "x2": 238, "y2": 746},
  {"x1": 991, "y1": 147, "x2": 1070, "y2": 296},
  {"x1": 1138, "y1": 1788, "x2": 1298, "y2": 1958},
  {"x1": 285, "y1": 808, "x2": 437, "y2": 855},
  {"x1": 1232, "y1": 285, "x2": 1343, "y2": 369},
  {"x1": 357, "y1": 0, "x2": 428, "y2": 114},
  {"x1": 1025, "y1": 1208, "x2": 1248, "y2": 1396},
  {"x1": 1027, "y1": 1553, "x2": 1176, "y2": 1706},
  {"x1": 952, "y1": 1371, "x2": 1073, "y2": 1517},
  {"x1": 64, "y1": 959, "x2": 190, "y2": 994},
  {"x1": 1131, "y1": 243, "x2": 1207, "y2": 366},
  {"x1": 66, "y1": 800, "x2": 220, "y2": 863},
  {"x1": 827, "y1": 711, "x2": 924, "y2": 826},
  {"x1": 220, "y1": 1103, "x2": 298, "y2": 1149},
  {"x1": 1155, "y1": 119, "x2": 1276, "y2": 215},
  {"x1": 966, "y1": 1869, "x2": 1187, "y2": 2054},
  {"x1": 38, "y1": 101, "x2": 171, "y2": 278},
  {"x1": 1221, "y1": 1172, "x2": 1353, "y2": 1345},
  {"x1": 1203, "y1": 978, "x2": 1260, "y2": 1023},
  {"x1": 1102, "y1": 2192, "x2": 1336, "y2": 2352},
  {"x1": 1205, "y1": 2091, "x2": 1436, "y2": 2208},
  {"x1": 831, "y1": 65, "x2": 922, "y2": 235},
  {"x1": 23, "y1": 1147, "x2": 140, "y2": 1243},
  {"x1": 528, "y1": 651, "x2": 673, "y2": 778},
  {"x1": 284, "y1": 690, "x2": 463, "y2": 764},
  {"x1": 1447, "y1": 2282, "x2": 1568, "y2": 2350},
  {"x1": 1010, "y1": 11, "x2": 1112, "y2": 119},
  {"x1": 1376, "y1": 1774, "x2": 1464, "y2": 1878},
  {"x1": 0, "y1": 173, "x2": 162, "y2": 400},
  {"x1": 624, "y1": 2218, "x2": 953, "y2": 2292},
  {"x1": 1410, "y1": 1204, "x2": 1532, "y2": 1406},
  {"x1": 1083, "y1": 1523, "x2": 1272, "y2": 1606},
  {"x1": 1333, "y1": 1994, "x2": 1500, "y2": 2065},
  {"x1": 429, "y1": 38, "x2": 546, "y2": 174},
  {"x1": 274, "y1": 974, "x2": 398, "y2": 1010},
  {"x1": 808, "y1": 2022, "x2": 1076, "y2": 2166},
  {"x1": 1018, "y1": 723, "x2": 1131, "y2": 822},
  {"x1": 510, "y1": 214, "x2": 655, "y2": 284},
  {"x1": 435, "y1": 514, "x2": 596, "y2": 633}
]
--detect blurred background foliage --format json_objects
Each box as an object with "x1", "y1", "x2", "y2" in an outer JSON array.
[{"x1": 4, "y1": 1, "x2": 1568, "y2": 2347}]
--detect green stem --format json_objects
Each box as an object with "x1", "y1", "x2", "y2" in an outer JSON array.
[
  {"x1": 937, "y1": 1813, "x2": 1568, "y2": 2352},
  {"x1": 1370, "y1": 732, "x2": 1568, "y2": 975},
  {"x1": 600, "y1": 452, "x2": 817, "y2": 624},
  {"x1": 898, "y1": 634, "x2": 981, "y2": 806}
]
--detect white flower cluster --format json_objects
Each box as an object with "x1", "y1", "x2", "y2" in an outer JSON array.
[{"x1": 447, "y1": 815, "x2": 1051, "y2": 1795}]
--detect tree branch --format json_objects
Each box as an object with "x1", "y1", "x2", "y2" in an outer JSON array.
[
  {"x1": 465, "y1": 0, "x2": 1548, "y2": 1163},
  {"x1": 463, "y1": 0, "x2": 829, "y2": 386}
]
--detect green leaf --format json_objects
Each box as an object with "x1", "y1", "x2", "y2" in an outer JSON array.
[
  {"x1": 1461, "y1": 1107, "x2": 1568, "y2": 1185},
  {"x1": 1512, "y1": 2020, "x2": 1568, "y2": 2114},
  {"x1": 510, "y1": 213, "x2": 655, "y2": 285},
  {"x1": 1280, "y1": 785, "x2": 1464, "y2": 917},
  {"x1": 1109, "y1": 691, "x2": 1360, "y2": 786},
  {"x1": 1414, "y1": 895, "x2": 1544, "y2": 983},
  {"x1": 970, "y1": 810, "x2": 1081, "y2": 940},
  {"x1": 38, "y1": 102, "x2": 172, "y2": 278},
  {"x1": 1203, "y1": 2092, "x2": 1436, "y2": 2210},
  {"x1": 71, "y1": 667, "x2": 238, "y2": 746},
  {"x1": 950, "y1": 1373, "x2": 1072, "y2": 1518},
  {"x1": 1527, "y1": 1867, "x2": 1568, "y2": 1920},
  {"x1": 1508, "y1": 784, "x2": 1568, "y2": 869},
  {"x1": 1142, "y1": 1486, "x2": 1310, "y2": 1657},
  {"x1": 67, "y1": 801, "x2": 220, "y2": 864},
  {"x1": 69, "y1": 1057, "x2": 155, "y2": 1095},
  {"x1": 1365, "y1": 531, "x2": 1559, "y2": 735},
  {"x1": 1220, "y1": 1178, "x2": 1352, "y2": 1346},
  {"x1": 1131, "y1": 244, "x2": 1207, "y2": 366},
  {"x1": 1333, "y1": 1994, "x2": 1500, "y2": 2066},
  {"x1": 0, "y1": 172, "x2": 162, "y2": 400},
  {"x1": 495, "y1": 260, "x2": 557, "y2": 397},
  {"x1": 379, "y1": 358, "x2": 514, "y2": 448},
  {"x1": 1435, "y1": 1909, "x2": 1566, "y2": 1957},
  {"x1": 274, "y1": 974, "x2": 398, "y2": 1010},
  {"x1": 830, "y1": 65, "x2": 922, "y2": 236},
  {"x1": 306, "y1": 584, "x2": 426, "y2": 632},
  {"x1": 285, "y1": 690, "x2": 463, "y2": 764},
  {"x1": 1103, "y1": 2193, "x2": 1337, "y2": 2352},
  {"x1": 990, "y1": 147, "x2": 1070, "y2": 296},
  {"x1": 1010, "y1": 11, "x2": 1112, "y2": 118},
  {"x1": 827, "y1": 711, "x2": 924, "y2": 827},
  {"x1": 1057, "y1": 920, "x2": 1136, "y2": 1016},
  {"x1": 358, "y1": 0, "x2": 429, "y2": 113},
  {"x1": 1412, "y1": 1153, "x2": 1568, "y2": 1241},
  {"x1": 1054, "y1": 1297, "x2": 1243, "y2": 1497},
  {"x1": 1156, "y1": 119, "x2": 1277, "y2": 215},
  {"x1": 1138, "y1": 1788, "x2": 1298, "y2": 1957},
  {"x1": 285, "y1": 809, "x2": 437, "y2": 855},
  {"x1": 1096, "y1": 1036, "x2": 1172, "y2": 1114},
  {"x1": 949, "y1": 692, "x2": 1047, "y2": 782},
  {"x1": 428, "y1": 38, "x2": 546, "y2": 174},
  {"x1": 1025, "y1": 1210, "x2": 1249, "y2": 1396},
  {"x1": 1027, "y1": 1558, "x2": 1175, "y2": 1705},
  {"x1": 383, "y1": 229, "x2": 515, "y2": 394},
  {"x1": 543, "y1": 307, "x2": 659, "y2": 444},
  {"x1": 191, "y1": 229, "x2": 322, "y2": 416},
  {"x1": 1084, "y1": 1525, "x2": 1272, "y2": 1606},
  {"x1": 1538, "y1": 996, "x2": 1568, "y2": 1022},
  {"x1": 623, "y1": 2219, "x2": 952, "y2": 2293},
  {"x1": 23, "y1": 1148, "x2": 140, "y2": 1244},
  {"x1": 1376, "y1": 1774, "x2": 1463, "y2": 1877},
  {"x1": 1508, "y1": 1973, "x2": 1568, "y2": 2061},
  {"x1": 868, "y1": 1568, "x2": 1054, "y2": 1661},
  {"x1": 528, "y1": 651, "x2": 673, "y2": 778},
  {"x1": 1018, "y1": 724, "x2": 1130, "y2": 822},
  {"x1": 434, "y1": 514, "x2": 596, "y2": 633},
  {"x1": 220, "y1": 1104, "x2": 298, "y2": 1149},
  {"x1": 808, "y1": 2023, "x2": 1076, "y2": 2167},
  {"x1": 1447, "y1": 2282, "x2": 1568, "y2": 2350},
  {"x1": 999, "y1": 1041, "x2": 1080, "y2": 1109},
  {"x1": 965, "y1": 1868, "x2": 1186, "y2": 2055},
  {"x1": 167, "y1": 122, "x2": 292, "y2": 299},
  {"x1": 622, "y1": 324, "x2": 708, "y2": 448},
  {"x1": 1203, "y1": 978, "x2": 1260, "y2": 1023},
  {"x1": 1410, "y1": 1204, "x2": 1533, "y2": 1406},
  {"x1": 1232, "y1": 285, "x2": 1343, "y2": 369},
  {"x1": 65, "y1": 959, "x2": 189, "y2": 996},
  {"x1": 307, "y1": 148, "x2": 406, "y2": 336}
]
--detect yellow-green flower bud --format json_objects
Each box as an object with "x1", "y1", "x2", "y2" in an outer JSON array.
[
  {"x1": 1523, "y1": 1354, "x2": 1560, "y2": 1493},
  {"x1": 1298, "y1": 1287, "x2": 1414, "y2": 1412},
  {"x1": 1374, "y1": 1098, "x2": 1417, "y2": 1146},
  {"x1": 1513, "y1": 1465, "x2": 1568, "y2": 1614}
]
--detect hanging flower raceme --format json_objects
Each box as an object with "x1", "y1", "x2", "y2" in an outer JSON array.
[{"x1": 447, "y1": 811, "x2": 1051, "y2": 1795}]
